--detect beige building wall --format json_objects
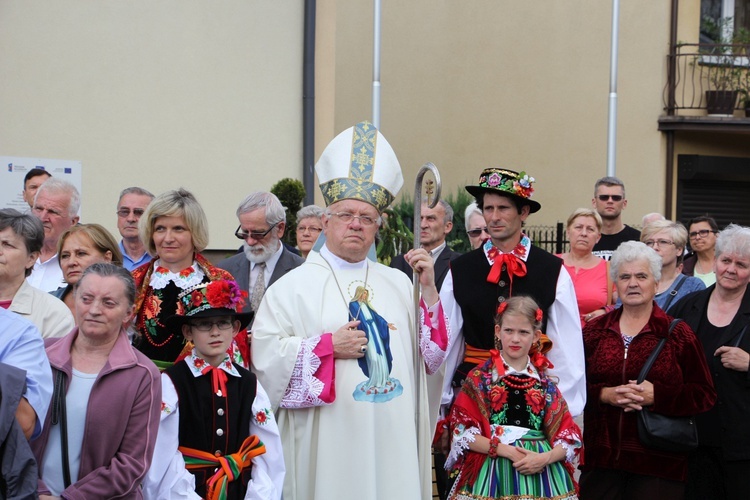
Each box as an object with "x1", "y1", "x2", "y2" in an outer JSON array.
[
  {"x1": 665, "y1": 1, "x2": 750, "y2": 217},
  {"x1": 317, "y1": 0, "x2": 676, "y2": 227},
  {"x1": 5, "y1": 0, "x2": 737, "y2": 246},
  {"x1": 1, "y1": 1, "x2": 304, "y2": 250}
]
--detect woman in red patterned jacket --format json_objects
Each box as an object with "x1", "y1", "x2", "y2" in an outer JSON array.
[
  {"x1": 579, "y1": 241, "x2": 715, "y2": 500},
  {"x1": 131, "y1": 188, "x2": 248, "y2": 370}
]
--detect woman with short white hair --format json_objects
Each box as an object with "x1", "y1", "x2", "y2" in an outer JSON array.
[
  {"x1": 464, "y1": 202, "x2": 488, "y2": 250},
  {"x1": 581, "y1": 241, "x2": 715, "y2": 499},
  {"x1": 670, "y1": 224, "x2": 750, "y2": 499},
  {"x1": 640, "y1": 220, "x2": 705, "y2": 312},
  {"x1": 295, "y1": 205, "x2": 324, "y2": 259}
]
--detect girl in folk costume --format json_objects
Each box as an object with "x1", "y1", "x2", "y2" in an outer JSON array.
[
  {"x1": 143, "y1": 279, "x2": 284, "y2": 500},
  {"x1": 446, "y1": 296, "x2": 581, "y2": 500}
]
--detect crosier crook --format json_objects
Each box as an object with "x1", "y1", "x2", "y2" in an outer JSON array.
[{"x1": 411, "y1": 161, "x2": 442, "y2": 478}]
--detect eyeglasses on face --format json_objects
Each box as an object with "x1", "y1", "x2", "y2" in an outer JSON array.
[
  {"x1": 190, "y1": 319, "x2": 234, "y2": 332},
  {"x1": 296, "y1": 225, "x2": 323, "y2": 234},
  {"x1": 329, "y1": 212, "x2": 378, "y2": 227},
  {"x1": 466, "y1": 227, "x2": 488, "y2": 237},
  {"x1": 689, "y1": 229, "x2": 717, "y2": 239},
  {"x1": 116, "y1": 208, "x2": 146, "y2": 218},
  {"x1": 235, "y1": 223, "x2": 278, "y2": 241},
  {"x1": 644, "y1": 239, "x2": 675, "y2": 248},
  {"x1": 597, "y1": 194, "x2": 623, "y2": 202}
]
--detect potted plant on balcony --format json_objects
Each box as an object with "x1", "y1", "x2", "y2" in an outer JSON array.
[
  {"x1": 705, "y1": 67, "x2": 739, "y2": 115},
  {"x1": 701, "y1": 16, "x2": 740, "y2": 115}
]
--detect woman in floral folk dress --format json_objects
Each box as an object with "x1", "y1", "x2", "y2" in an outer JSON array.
[
  {"x1": 447, "y1": 296, "x2": 581, "y2": 500},
  {"x1": 132, "y1": 188, "x2": 248, "y2": 370}
]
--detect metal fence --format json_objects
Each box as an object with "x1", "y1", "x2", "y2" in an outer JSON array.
[{"x1": 526, "y1": 222, "x2": 568, "y2": 255}]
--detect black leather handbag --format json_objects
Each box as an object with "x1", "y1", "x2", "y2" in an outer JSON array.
[{"x1": 635, "y1": 319, "x2": 699, "y2": 453}]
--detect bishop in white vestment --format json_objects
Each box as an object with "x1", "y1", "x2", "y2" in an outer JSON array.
[{"x1": 251, "y1": 122, "x2": 450, "y2": 500}]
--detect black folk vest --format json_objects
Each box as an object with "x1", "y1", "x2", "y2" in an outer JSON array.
[
  {"x1": 166, "y1": 361, "x2": 257, "y2": 499},
  {"x1": 451, "y1": 245, "x2": 562, "y2": 380}
]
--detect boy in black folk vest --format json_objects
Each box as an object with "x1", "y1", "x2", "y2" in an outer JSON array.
[{"x1": 143, "y1": 279, "x2": 285, "y2": 500}]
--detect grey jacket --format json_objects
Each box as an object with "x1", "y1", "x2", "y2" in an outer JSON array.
[
  {"x1": 0, "y1": 362, "x2": 38, "y2": 500},
  {"x1": 217, "y1": 246, "x2": 304, "y2": 313}
]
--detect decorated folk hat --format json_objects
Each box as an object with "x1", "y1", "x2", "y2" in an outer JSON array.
[
  {"x1": 316, "y1": 121, "x2": 403, "y2": 213},
  {"x1": 166, "y1": 279, "x2": 252, "y2": 331},
  {"x1": 465, "y1": 167, "x2": 541, "y2": 213}
]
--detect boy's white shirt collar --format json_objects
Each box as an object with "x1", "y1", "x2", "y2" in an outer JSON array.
[{"x1": 185, "y1": 349, "x2": 241, "y2": 378}]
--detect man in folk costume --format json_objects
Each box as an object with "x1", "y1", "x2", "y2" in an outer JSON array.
[
  {"x1": 439, "y1": 168, "x2": 586, "y2": 421},
  {"x1": 251, "y1": 121, "x2": 450, "y2": 500}
]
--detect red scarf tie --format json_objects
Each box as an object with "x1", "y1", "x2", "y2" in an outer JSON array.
[
  {"x1": 489, "y1": 349, "x2": 506, "y2": 377},
  {"x1": 201, "y1": 365, "x2": 228, "y2": 397},
  {"x1": 486, "y1": 248, "x2": 527, "y2": 294}
]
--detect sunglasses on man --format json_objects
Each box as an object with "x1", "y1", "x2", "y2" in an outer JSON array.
[
  {"x1": 597, "y1": 195, "x2": 623, "y2": 202},
  {"x1": 466, "y1": 227, "x2": 488, "y2": 237}
]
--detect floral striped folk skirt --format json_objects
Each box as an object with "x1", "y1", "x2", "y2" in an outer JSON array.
[{"x1": 449, "y1": 430, "x2": 577, "y2": 500}]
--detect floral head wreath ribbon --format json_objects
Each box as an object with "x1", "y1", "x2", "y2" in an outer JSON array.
[
  {"x1": 495, "y1": 302, "x2": 543, "y2": 319},
  {"x1": 495, "y1": 303, "x2": 554, "y2": 370},
  {"x1": 486, "y1": 248, "x2": 527, "y2": 293}
]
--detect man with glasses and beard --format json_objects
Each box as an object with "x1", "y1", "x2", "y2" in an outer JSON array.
[
  {"x1": 591, "y1": 176, "x2": 641, "y2": 261},
  {"x1": 218, "y1": 192, "x2": 304, "y2": 314}
]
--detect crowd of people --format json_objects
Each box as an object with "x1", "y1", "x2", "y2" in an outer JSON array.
[{"x1": 1, "y1": 126, "x2": 748, "y2": 500}]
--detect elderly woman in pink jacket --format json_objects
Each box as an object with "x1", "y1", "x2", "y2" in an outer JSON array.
[{"x1": 31, "y1": 263, "x2": 161, "y2": 499}]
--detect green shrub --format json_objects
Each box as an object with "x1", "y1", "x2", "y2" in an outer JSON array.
[
  {"x1": 376, "y1": 187, "x2": 476, "y2": 263},
  {"x1": 377, "y1": 205, "x2": 413, "y2": 265},
  {"x1": 271, "y1": 178, "x2": 305, "y2": 246}
]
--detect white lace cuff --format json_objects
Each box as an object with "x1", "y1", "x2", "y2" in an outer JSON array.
[
  {"x1": 553, "y1": 427, "x2": 582, "y2": 464},
  {"x1": 279, "y1": 336, "x2": 332, "y2": 409},
  {"x1": 445, "y1": 424, "x2": 480, "y2": 469}
]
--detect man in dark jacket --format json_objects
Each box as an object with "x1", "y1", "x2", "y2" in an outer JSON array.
[{"x1": 390, "y1": 199, "x2": 459, "y2": 291}]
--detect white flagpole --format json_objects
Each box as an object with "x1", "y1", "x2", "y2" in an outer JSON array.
[
  {"x1": 372, "y1": 0, "x2": 382, "y2": 128},
  {"x1": 607, "y1": 0, "x2": 620, "y2": 176}
]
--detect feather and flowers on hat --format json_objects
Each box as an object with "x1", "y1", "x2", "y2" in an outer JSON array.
[
  {"x1": 167, "y1": 279, "x2": 252, "y2": 331},
  {"x1": 466, "y1": 167, "x2": 541, "y2": 213}
]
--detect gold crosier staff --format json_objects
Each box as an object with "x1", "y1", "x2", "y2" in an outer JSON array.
[{"x1": 411, "y1": 162, "x2": 441, "y2": 493}]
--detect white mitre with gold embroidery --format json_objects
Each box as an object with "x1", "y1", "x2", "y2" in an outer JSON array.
[{"x1": 316, "y1": 121, "x2": 403, "y2": 213}]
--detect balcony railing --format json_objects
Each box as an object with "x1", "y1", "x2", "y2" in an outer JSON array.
[{"x1": 664, "y1": 43, "x2": 750, "y2": 114}]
